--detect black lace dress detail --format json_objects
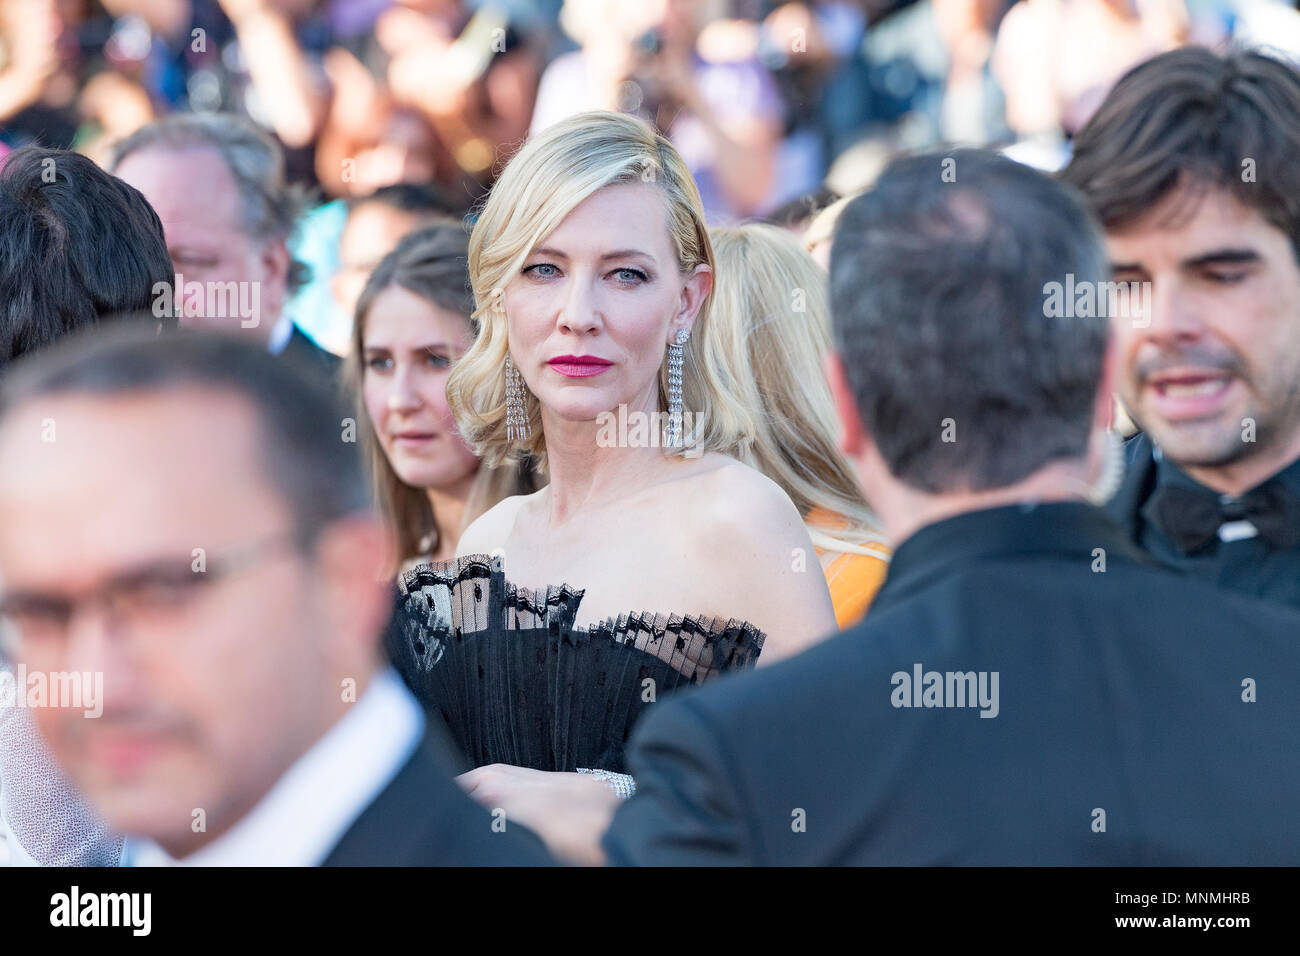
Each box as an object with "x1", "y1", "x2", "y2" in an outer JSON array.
[{"x1": 385, "y1": 553, "x2": 765, "y2": 774}]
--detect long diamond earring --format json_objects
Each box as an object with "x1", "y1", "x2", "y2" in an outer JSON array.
[
  {"x1": 505, "y1": 354, "x2": 532, "y2": 442},
  {"x1": 665, "y1": 328, "x2": 688, "y2": 447}
]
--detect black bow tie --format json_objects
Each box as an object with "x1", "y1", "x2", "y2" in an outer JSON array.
[{"x1": 1147, "y1": 480, "x2": 1300, "y2": 555}]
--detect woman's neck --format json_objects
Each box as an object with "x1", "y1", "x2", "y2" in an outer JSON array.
[{"x1": 540, "y1": 394, "x2": 671, "y2": 527}]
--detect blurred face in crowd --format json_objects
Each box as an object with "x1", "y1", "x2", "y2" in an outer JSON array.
[
  {"x1": 362, "y1": 286, "x2": 480, "y2": 490},
  {"x1": 0, "y1": 388, "x2": 378, "y2": 856},
  {"x1": 334, "y1": 203, "x2": 433, "y2": 321},
  {"x1": 1108, "y1": 184, "x2": 1300, "y2": 481},
  {"x1": 348, "y1": 109, "x2": 440, "y2": 198},
  {"x1": 114, "y1": 146, "x2": 290, "y2": 343},
  {"x1": 503, "y1": 182, "x2": 710, "y2": 431}
]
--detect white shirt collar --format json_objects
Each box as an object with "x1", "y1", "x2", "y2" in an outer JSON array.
[
  {"x1": 267, "y1": 314, "x2": 295, "y2": 355},
  {"x1": 125, "y1": 669, "x2": 423, "y2": 867}
]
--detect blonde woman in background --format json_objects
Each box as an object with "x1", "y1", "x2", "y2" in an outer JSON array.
[
  {"x1": 348, "y1": 222, "x2": 537, "y2": 573},
  {"x1": 383, "y1": 113, "x2": 836, "y2": 855},
  {"x1": 803, "y1": 192, "x2": 857, "y2": 270},
  {"x1": 710, "y1": 223, "x2": 891, "y2": 628}
]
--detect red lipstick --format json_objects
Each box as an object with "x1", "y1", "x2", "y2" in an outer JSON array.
[{"x1": 548, "y1": 355, "x2": 613, "y2": 378}]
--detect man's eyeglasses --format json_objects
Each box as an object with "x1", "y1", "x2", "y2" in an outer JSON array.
[{"x1": 0, "y1": 531, "x2": 305, "y2": 655}]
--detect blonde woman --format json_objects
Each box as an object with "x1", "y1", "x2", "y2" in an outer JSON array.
[
  {"x1": 803, "y1": 192, "x2": 856, "y2": 270},
  {"x1": 349, "y1": 223, "x2": 536, "y2": 572},
  {"x1": 710, "y1": 223, "x2": 891, "y2": 628},
  {"x1": 385, "y1": 111, "x2": 836, "y2": 819}
]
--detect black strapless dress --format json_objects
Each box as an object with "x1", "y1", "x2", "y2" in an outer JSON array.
[{"x1": 384, "y1": 553, "x2": 765, "y2": 774}]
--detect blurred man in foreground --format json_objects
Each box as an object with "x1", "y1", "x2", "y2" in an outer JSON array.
[
  {"x1": 0, "y1": 328, "x2": 551, "y2": 865},
  {"x1": 0, "y1": 143, "x2": 173, "y2": 866}
]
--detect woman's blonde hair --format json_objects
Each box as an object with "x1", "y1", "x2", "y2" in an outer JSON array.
[
  {"x1": 802, "y1": 192, "x2": 857, "y2": 260},
  {"x1": 709, "y1": 222, "x2": 890, "y2": 558},
  {"x1": 448, "y1": 110, "x2": 755, "y2": 470}
]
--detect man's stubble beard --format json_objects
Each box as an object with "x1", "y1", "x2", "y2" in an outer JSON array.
[{"x1": 1132, "y1": 379, "x2": 1300, "y2": 470}]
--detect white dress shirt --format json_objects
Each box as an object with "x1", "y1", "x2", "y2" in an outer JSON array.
[
  {"x1": 126, "y1": 668, "x2": 424, "y2": 867},
  {"x1": 267, "y1": 314, "x2": 294, "y2": 356}
]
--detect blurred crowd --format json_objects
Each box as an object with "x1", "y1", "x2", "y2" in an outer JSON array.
[
  {"x1": 7, "y1": 0, "x2": 1300, "y2": 353},
  {"x1": 3, "y1": 0, "x2": 1300, "y2": 865}
]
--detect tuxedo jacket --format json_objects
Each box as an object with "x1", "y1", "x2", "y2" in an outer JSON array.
[
  {"x1": 1107, "y1": 433, "x2": 1300, "y2": 610},
  {"x1": 602, "y1": 502, "x2": 1300, "y2": 866},
  {"x1": 323, "y1": 723, "x2": 554, "y2": 866}
]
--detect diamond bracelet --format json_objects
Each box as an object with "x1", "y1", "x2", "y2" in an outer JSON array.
[{"x1": 575, "y1": 768, "x2": 637, "y2": 800}]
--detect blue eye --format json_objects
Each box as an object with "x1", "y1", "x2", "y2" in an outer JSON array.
[
  {"x1": 523, "y1": 263, "x2": 559, "y2": 279},
  {"x1": 365, "y1": 355, "x2": 392, "y2": 371},
  {"x1": 612, "y1": 268, "x2": 649, "y2": 284},
  {"x1": 426, "y1": 352, "x2": 452, "y2": 369}
]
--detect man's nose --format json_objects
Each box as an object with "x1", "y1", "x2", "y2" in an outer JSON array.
[
  {"x1": 59, "y1": 604, "x2": 144, "y2": 706},
  {"x1": 1140, "y1": 279, "x2": 1207, "y2": 343}
]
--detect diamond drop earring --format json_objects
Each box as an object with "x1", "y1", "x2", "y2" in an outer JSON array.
[
  {"x1": 505, "y1": 353, "x2": 531, "y2": 442},
  {"x1": 665, "y1": 328, "x2": 688, "y2": 447}
]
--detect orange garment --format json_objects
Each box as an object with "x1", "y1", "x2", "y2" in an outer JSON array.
[{"x1": 807, "y1": 507, "x2": 892, "y2": 630}]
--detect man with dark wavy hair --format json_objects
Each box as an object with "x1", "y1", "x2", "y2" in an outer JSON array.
[
  {"x1": 1061, "y1": 46, "x2": 1300, "y2": 609},
  {"x1": 0, "y1": 145, "x2": 173, "y2": 369}
]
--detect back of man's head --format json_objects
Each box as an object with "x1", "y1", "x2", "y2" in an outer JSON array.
[
  {"x1": 830, "y1": 149, "x2": 1110, "y2": 494},
  {"x1": 0, "y1": 147, "x2": 174, "y2": 369}
]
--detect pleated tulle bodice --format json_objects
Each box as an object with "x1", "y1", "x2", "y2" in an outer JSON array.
[{"x1": 385, "y1": 553, "x2": 765, "y2": 774}]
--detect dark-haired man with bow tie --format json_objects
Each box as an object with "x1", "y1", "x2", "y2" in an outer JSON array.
[{"x1": 1060, "y1": 47, "x2": 1300, "y2": 608}]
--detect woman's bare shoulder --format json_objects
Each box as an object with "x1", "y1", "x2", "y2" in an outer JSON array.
[
  {"x1": 455, "y1": 488, "x2": 543, "y2": 558},
  {"x1": 681, "y1": 454, "x2": 805, "y2": 536},
  {"x1": 672, "y1": 455, "x2": 837, "y2": 660}
]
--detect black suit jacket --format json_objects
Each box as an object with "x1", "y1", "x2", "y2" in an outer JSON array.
[
  {"x1": 282, "y1": 324, "x2": 343, "y2": 382},
  {"x1": 602, "y1": 502, "x2": 1300, "y2": 865},
  {"x1": 323, "y1": 722, "x2": 555, "y2": 866},
  {"x1": 1107, "y1": 433, "x2": 1300, "y2": 609}
]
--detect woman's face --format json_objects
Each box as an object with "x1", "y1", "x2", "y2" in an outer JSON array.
[
  {"x1": 503, "y1": 181, "x2": 711, "y2": 428},
  {"x1": 362, "y1": 284, "x2": 480, "y2": 490}
]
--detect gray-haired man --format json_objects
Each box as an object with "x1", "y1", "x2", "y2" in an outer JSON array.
[{"x1": 111, "y1": 113, "x2": 339, "y2": 377}]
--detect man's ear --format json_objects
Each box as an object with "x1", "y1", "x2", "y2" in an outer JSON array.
[
  {"x1": 310, "y1": 514, "x2": 396, "y2": 667},
  {"x1": 671, "y1": 263, "x2": 712, "y2": 342},
  {"x1": 824, "y1": 348, "x2": 869, "y2": 458},
  {"x1": 258, "y1": 239, "x2": 293, "y2": 319}
]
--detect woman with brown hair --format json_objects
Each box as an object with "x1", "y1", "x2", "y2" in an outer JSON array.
[{"x1": 348, "y1": 221, "x2": 536, "y2": 571}]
